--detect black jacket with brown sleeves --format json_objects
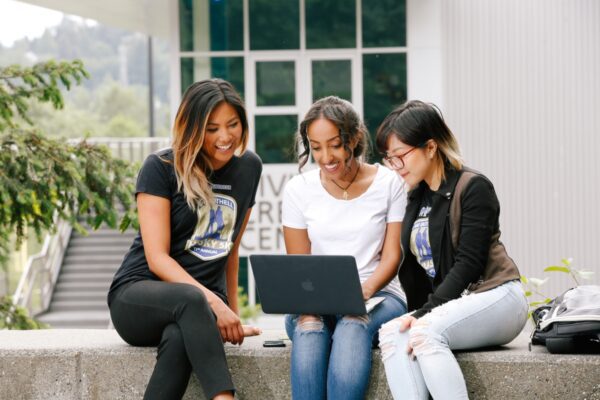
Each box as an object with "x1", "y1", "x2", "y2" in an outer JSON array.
[{"x1": 399, "y1": 166, "x2": 520, "y2": 319}]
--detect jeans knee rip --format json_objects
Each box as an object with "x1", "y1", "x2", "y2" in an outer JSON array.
[
  {"x1": 341, "y1": 315, "x2": 369, "y2": 325},
  {"x1": 378, "y1": 319, "x2": 403, "y2": 361},
  {"x1": 409, "y1": 319, "x2": 447, "y2": 356},
  {"x1": 296, "y1": 316, "x2": 325, "y2": 333}
]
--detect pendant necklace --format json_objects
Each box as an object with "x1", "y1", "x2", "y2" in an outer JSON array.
[{"x1": 330, "y1": 164, "x2": 361, "y2": 200}]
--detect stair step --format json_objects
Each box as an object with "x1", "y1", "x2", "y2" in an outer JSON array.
[
  {"x1": 60, "y1": 264, "x2": 120, "y2": 273},
  {"x1": 57, "y1": 272, "x2": 115, "y2": 283},
  {"x1": 69, "y1": 237, "x2": 135, "y2": 247},
  {"x1": 66, "y1": 246, "x2": 130, "y2": 255},
  {"x1": 63, "y1": 254, "x2": 125, "y2": 263},
  {"x1": 36, "y1": 310, "x2": 111, "y2": 329},
  {"x1": 55, "y1": 281, "x2": 110, "y2": 292},
  {"x1": 49, "y1": 301, "x2": 109, "y2": 312},
  {"x1": 52, "y1": 292, "x2": 108, "y2": 302}
]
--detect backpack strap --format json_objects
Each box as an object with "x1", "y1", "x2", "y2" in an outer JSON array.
[{"x1": 449, "y1": 170, "x2": 477, "y2": 251}]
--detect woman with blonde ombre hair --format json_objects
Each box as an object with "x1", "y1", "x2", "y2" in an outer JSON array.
[
  {"x1": 376, "y1": 100, "x2": 527, "y2": 399},
  {"x1": 108, "y1": 79, "x2": 262, "y2": 400}
]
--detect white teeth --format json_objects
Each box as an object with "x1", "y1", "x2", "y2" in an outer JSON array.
[
  {"x1": 216, "y1": 144, "x2": 232, "y2": 150},
  {"x1": 324, "y1": 162, "x2": 339, "y2": 171}
]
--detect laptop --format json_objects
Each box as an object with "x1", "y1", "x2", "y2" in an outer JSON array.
[{"x1": 249, "y1": 254, "x2": 384, "y2": 315}]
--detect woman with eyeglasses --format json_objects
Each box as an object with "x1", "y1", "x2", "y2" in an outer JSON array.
[
  {"x1": 282, "y1": 96, "x2": 408, "y2": 400},
  {"x1": 376, "y1": 100, "x2": 527, "y2": 400}
]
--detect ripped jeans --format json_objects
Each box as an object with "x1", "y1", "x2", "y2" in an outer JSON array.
[
  {"x1": 379, "y1": 280, "x2": 527, "y2": 400},
  {"x1": 285, "y1": 291, "x2": 406, "y2": 400}
]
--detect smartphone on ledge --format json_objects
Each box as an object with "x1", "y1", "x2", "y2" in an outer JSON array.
[{"x1": 263, "y1": 340, "x2": 286, "y2": 347}]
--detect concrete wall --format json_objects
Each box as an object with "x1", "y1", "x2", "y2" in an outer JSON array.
[{"x1": 1, "y1": 329, "x2": 599, "y2": 400}]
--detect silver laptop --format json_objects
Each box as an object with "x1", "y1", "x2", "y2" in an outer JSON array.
[{"x1": 249, "y1": 254, "x2": 384, "y2": 315}]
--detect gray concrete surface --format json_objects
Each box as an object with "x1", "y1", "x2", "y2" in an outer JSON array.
[{"x1": 0, "y1": 328, "x2": 599, "y2": 399}]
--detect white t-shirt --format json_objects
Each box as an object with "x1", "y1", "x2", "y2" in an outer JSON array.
[{"x1": 282, "y1": 165, "x2": 407, "y2": 301}]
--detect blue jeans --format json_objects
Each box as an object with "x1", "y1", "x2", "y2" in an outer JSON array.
[
  {"x1": 379, "y1": 280, "x2": 528, "y2": 400},
  {"x1": 285, "y1": 291, "x2": 407, "y2": 400}
]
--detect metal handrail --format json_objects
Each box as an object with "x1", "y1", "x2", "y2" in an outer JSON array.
[
  {"x1": 12, "y1": 218, "x2": 72, "y2": 316},
  {"x1": 11, "y1": 137, "x2": 170, "y2": 317}
]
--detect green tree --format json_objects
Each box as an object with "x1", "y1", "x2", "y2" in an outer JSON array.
[
  {"x1": 0, "y1": 295, "x2": 47, "y2": 330},
  {"x1": 0, "y1": 60, "x2": 137, "y2": 270}
]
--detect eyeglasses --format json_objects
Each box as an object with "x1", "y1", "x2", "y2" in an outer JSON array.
[{"x1": 383, "y1": 147, "x2": 419, "y2": 170}]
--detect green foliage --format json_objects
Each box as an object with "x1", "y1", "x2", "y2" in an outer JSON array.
[
  {"x1": 0, "y1": 60, "x2": 138, "y2": 269},
  {"x1": 0, "y1": 60, "x2": 89, "y2": 131},
  {"x1": 522, "y1": 258, "x2": 595, "y2": 319},
  {"x1": 238, "y1": 287, "x2": 261, "y2": 323},
  {"x1": 0, "y1": 295, "x2": 47, "y2": 330}
]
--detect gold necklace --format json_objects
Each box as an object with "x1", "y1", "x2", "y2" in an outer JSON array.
[{"x1": 330, "y1": 164, "x2": 361, "y2": 200}]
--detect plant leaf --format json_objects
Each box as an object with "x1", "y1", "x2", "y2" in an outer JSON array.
[
  {"x1": 574, "y1": 269, "x2": 595, "y2": 280},
  {"x1": 561, "y1": 257, "x2": 573, "y2": 266},
  {"x1": 544, "y1": 266, "x2": 570, "y2": 273}
]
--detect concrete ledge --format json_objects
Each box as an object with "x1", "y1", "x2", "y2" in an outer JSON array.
[{"x1": 1, "y1": 329, "x2": 599, "y2": 399}]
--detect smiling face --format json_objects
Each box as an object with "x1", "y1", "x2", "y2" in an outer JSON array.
[
  {"x1": 386, "y1": 134, "x2": 437, "y2": 189},
  {"x1": 201, "y1": 101, "x2": 243, "y2": 170},
  {"x1": 307, "y1": 117, "x2": 354, "y2": 180}
]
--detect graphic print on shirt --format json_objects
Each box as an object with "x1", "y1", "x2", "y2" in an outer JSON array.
[
  {"x1": 186, "y1": 194, "x2": 237, "y2": 260},
  {"x1": 410, "y1": 204, "x2": 435, "y2": 278}
]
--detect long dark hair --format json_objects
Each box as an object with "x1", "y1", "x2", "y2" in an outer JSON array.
[
  {"x1": 376, "y1": 100, "x2": 463, "y2": 177},
  {"x1": 296, "y1": 96, "x2": 369, "y2": 171},
  {"x1": 172, "y1": 78, "x2": 248, "y2": 208}
]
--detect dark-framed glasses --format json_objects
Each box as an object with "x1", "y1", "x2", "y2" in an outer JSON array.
[{"x1": 383, "y1": 147, "x2": 419, "y2": 170}]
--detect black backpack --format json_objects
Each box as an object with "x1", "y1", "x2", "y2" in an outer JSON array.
[{"x1": 531, "y1": 285, "x2": 600, "y2": 354}]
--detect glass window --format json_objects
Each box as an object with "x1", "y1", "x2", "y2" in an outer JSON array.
[
  {"x1": 305, "y1": 0, "x2": 355, "y2": 49},
  {"x1": 180, "y1": 57, "x2": 245, "y2": 98},
  {"x1": 239, "y1": 256, "x2": 249, "y2": 293},
  {"x1": 363, "y1": 53, "x2": 407, "y2": 157},
  {"x1": 256, "y1": 61, "x2": 295, "y2": 106},
  {"x1": 312, "y1": 60, "x2": 352, "y2": 102},
  {"x1": 179, "y1": 0, "x2": 244, "y2": 52},
  {"x1": 250, "y1": 0, "x2": 300, "y2": 50},
  {"x1": 255, "y1": 115, "x2": 298, "y2": 163},
  {"x1": 362, "y1": 0, "x2": 406, "y2": 47}
]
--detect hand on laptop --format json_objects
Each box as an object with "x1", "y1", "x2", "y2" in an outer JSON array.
[{"x1": 361, "y1": 283, "x2": 376, "y2": 300}]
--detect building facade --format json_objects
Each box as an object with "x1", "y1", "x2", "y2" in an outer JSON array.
[{"x1": 21, "y1": 0, "x2": 600, "y2": 299}]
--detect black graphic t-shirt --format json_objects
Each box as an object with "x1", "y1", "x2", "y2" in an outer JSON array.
[
  {"x1": 409, "y1": 188, "x2": 435, "y2": 279},
  {"x1": 108, "y1": 148, "x2": 262, "y2": 304}
]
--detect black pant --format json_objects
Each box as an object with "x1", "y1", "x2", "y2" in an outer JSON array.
[{"x1": 109, "y1": 280, "x2": 234, "y2": 399}]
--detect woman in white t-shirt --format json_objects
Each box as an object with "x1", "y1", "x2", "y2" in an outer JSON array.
[{"x1": 282, "y1": 96, "x2": 408, "y2": 400}]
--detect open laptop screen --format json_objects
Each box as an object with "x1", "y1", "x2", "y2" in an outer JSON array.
[{"x1": 249, "y1": 254, "x2": 367, "y2": 315}]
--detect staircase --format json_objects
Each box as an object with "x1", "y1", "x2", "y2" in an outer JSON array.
[{"x1": 37, "y1": 228, "x2": 136, "y2": 328}]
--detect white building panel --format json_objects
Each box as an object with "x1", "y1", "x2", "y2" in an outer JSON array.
[{"x1": 442, "y1": 0, "x2": 600, "y2": 295}]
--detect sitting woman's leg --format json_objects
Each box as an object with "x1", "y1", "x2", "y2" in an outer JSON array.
[
  {"x1": 386, "y1": 280, "x2": 527, "y2": 400},
  {"x1": 379, "y1": 319, "x2": 428, "y2": 400},
  {"x1": 109, "y1": 280, "x2": 234, "y2": 400},
  {"x1": 146, "y1": 323, "x2": 192, "y2": 399},
  {"x1": 328, "y1": 291, "x2": 407, "y2": 400},
  {"x1": 285, "y1": 314, "x2": 333, "y2": 400}
]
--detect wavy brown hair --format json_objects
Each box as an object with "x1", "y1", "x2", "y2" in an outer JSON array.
[
  {"x1": 296, "y1": 96, "x2": 369, "y2": 171},
  {"x1": 172, "y1": 79, "x2": 248, "y2": 208}
]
